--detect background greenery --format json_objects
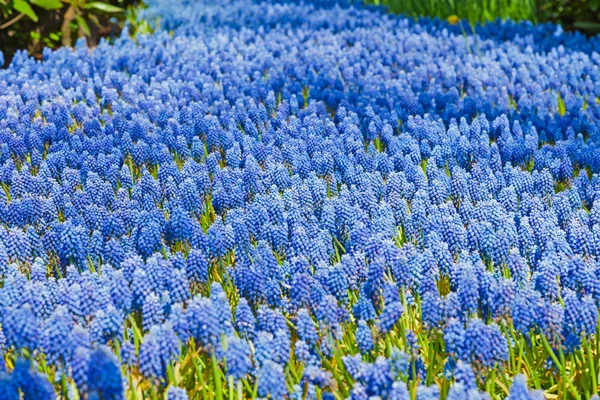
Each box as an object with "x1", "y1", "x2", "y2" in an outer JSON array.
[
  {"x1": 540, "y1": 0, "x2": 600, "y2": 34},
  {"x1": 369, "y1": 0, "x2": 537, "y2": 25},
  {"x1": 369, "y1": 0, "x2": 600, "y2": 34},
  {"x1": 0, "y1": 0, "x2": 135, "y2": 67}
]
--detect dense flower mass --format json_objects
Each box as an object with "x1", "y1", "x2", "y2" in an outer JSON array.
[{"x1": 1, "y1": 0, "x2": 600, "y2": 397}]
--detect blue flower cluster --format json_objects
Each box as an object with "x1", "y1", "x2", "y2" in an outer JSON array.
[{"x1": 0, "y1": 0, "x2": 600, "y2": 397}]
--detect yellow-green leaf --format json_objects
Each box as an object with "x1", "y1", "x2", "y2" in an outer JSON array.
[
  {"x1": 13, "y1": 0, "x2": 38, "y2": 21},
  {"x1": 75, "y1": 15, "x2": 91, "y2": 37},
  {"x1": 30, "y1": 0, "x2": 62, "y2": 10},
  {"x1": 82, "y1": 1, "x2": 122, "y2": 12},
  {"x1": 557, "y1": 93, "x2": 566, "y2": 116}
]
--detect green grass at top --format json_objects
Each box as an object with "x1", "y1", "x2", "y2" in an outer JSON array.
[{"x1": 366, "y1": 0, "x2": 537, "y2": 26}]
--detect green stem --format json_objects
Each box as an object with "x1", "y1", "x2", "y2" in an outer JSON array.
[
  {"x1": 584, "y1": 341, "x2": 597, "y2": 395},
  {"x1": 212, "y1": 352, "x2": 224, "y2": 400},
  {"x1": 525, "y1": 332, "x2": 541, "y2": 389},
  {"x1": 128, "y1": 315, "x2": 143, "y2": 353},
  {"x1": 228, "y1": 376, "x2": 235, "y2": 400},
  {"x1": 150, "y1": 385, "x2": 159, "y2": 400},
  {"x1": 61, "y1": 367, "x2": 68, "y2": 399},
  {"x1": 540, "y1": 333, "x2": 581, "y2": 400},
  {"x1": 167, "y1": 362, "x2": 176, "y2": 385},
  {"x1": 458, "y1": 20, "x2": 472, "y2": 55},
  {"x1": 129, "y1": 373, "x2": 138, "y2": 400},
  {"x1": 426, "y1": 340, "x2": 434, "y2": 386}
]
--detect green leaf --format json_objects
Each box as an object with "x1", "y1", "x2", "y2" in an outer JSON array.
[
  {"x1": 557, "y1": 93, "x2": 566, "y2": 116},
  {"x1": 75, "y1": 15, "x2": 91, "y2": 37},
  {"x1": 573, "y1": 21, "x2": 600, "y2": 32},
  {"x1": 13, "y1": 0, "x2": 38, "y2": 21},
  {"x1": 82, "y1": 1, "x2": 122, "y2": 12},
  {"x1": 30, "y1": 0, "x2": 62, "y2": 10}
]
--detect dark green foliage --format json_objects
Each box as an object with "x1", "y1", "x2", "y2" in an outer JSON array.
[
  {"x1": 539, "y1": 0, "x2": 600, "y2": 34},
  {"x1": 0, "y1": 0, "x2": 131, "y2": 67}
]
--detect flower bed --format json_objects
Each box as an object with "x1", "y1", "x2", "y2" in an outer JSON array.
[{"x1": 1, "y1": 0, "x2": 600, "y2": 398}]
